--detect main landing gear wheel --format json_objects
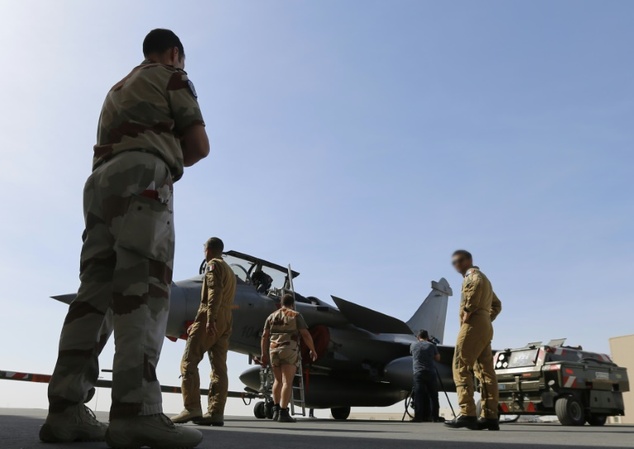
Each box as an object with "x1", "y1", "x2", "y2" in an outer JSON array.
[
  {"x1": 254, "y1": 401, "x2": 267, "y2": 419},
  {"x1": 331, "y1": 406, "x2": 351, "y2": 421},
  {"x1": 555, "y1": 396, "x2": 585, "y2": 426}
]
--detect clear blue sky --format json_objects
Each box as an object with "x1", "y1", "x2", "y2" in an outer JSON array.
[{"x1": 0, "y1": 1, "x2": 632, "y2": 416}]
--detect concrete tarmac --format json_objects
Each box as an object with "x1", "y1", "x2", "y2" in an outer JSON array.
[{"x1": 1, "y1": 409, "x2": 632, "y2": 449}]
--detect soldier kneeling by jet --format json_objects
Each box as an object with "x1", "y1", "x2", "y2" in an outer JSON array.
[
  {"x1": 261, "y1": 294, "x2": 318, "y2": 423},
  {"x1": 445, "y1": 250, "x2": 502, "y2": 431},
  {"x1": 172, "y1": 237, "x2": 237, "y2": 426}
]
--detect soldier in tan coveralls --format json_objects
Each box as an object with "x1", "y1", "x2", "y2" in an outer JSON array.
[
  {"x1": 172, "y1": 237, "x2": 236, "y2": 426},
  {"x1": 445, "y1": 250, "x2": 502, "y2": 431},
  {"x1": 261, "y1": 294, "x2": 318, "y2": 423},
  {"x1": 41, "y1": 29, "x2": 209, "y2": 449}
]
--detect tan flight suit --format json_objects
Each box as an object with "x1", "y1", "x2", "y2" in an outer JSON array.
[
  {"x1": 180, "y1": 258, "x2": 236, "y2": 416},
  {"x1": 452, "y1": 267, "x2": 502, "y2": 419},
  {"x1": 264, "y1": 308, "x2": 308, "y2": 367}
]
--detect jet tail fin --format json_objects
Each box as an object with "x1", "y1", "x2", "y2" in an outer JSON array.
[{"x1": 406, "y1": 278, "x2": 452, "y2": 344}]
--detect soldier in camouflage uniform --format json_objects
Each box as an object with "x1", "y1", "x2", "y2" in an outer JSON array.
[
  {"x1": 446, "y1": 250, "x2": 503, "y2": 431},
  {"x1": 41, "y1": 29, "x2": 209, "y2": 449},
  {"x1": 172, "y1": 237, "x2": 237, "y2": 427},
  {"x1": 261, "y1": 294, "x2": 318, "y2": 423}
]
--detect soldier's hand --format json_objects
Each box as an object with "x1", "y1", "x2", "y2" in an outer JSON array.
[
  {"x1": 461, "y1": 311, "x2": 472, "y2": 324},
  {"x1": 206, "y1": 321, "x2": 217, "y2": 336},
  {"x1": 260, "y1": 354, "x2": 269, "y2": 367},
  {"x1": 309, "y1": 350, "x2": 318, "y2": 362}
]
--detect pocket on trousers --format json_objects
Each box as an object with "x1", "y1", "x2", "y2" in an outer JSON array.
[{"x1": 116, "y1": 195, "x2": 173, "y2": 262}]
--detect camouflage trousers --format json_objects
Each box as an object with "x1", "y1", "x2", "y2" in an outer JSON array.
[
  {"x1": 269, "y1": 342, "x2": 299, "y2": 367},
  {"x1": 180, "y1": 320, "x2": 231, "y2": 416},
  {"x1": 48, "y1": 152, "x2": 175, "y2": 420},
  {"x1": 452, "y1": 313, "x2": 499, "y2": 419}
]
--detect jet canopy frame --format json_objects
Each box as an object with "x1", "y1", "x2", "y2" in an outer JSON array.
[{"x1": 220, "y1": 250, "x2": 299, "y2": 295}]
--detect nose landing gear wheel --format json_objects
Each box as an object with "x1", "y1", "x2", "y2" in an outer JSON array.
[
  {"x1": 254, "y1": 401, "x2": 267, "y2": 419},
  {"x1": 331, "y1": 406, "x2": 351, "y2": 420}
]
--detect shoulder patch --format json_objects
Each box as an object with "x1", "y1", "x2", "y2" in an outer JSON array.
[{"x1": 187, "y1": 80, "x2": 198, "y2": 98}]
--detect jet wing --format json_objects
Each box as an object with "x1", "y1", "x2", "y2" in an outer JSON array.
[{"x1": 331, "y1": 296, "x2": 413, "y2": 334}]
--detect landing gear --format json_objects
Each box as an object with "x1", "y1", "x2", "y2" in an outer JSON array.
[
  {"x1": 254, "y1": 400, "x2": 276, "y2": 419},
  {"x1": 265, "y1": 400, "x2": 275, "y2": 419},
  {"x1": 331, "y1": 406, "x2": 351, "y2": 421},
  {"x1": 555, "y1": 396, "x2": 585, "y2": 426},
  {"x1": 254, "y1": 401, "x2": 267, "y2": 419}
]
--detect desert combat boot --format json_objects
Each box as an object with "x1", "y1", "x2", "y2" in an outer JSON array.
[
  {"x1": 277, "y1": 408, "x2": 296, "y2": 423},
  {"x1": 39, "y1": 404, "x2": 108, "y2": 443},
  {"x1": 171, "y1": 408, "x2": 203, "y2": 424},
  {"x1": 195, "y1": 412, "x2": 224, "y2": 427},
  {"x1": 106, "y1": 414, "x2": 203, "y2": 449}
]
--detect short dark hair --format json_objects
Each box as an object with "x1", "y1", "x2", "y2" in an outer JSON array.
[
  {"x1": 143, "y1": 29, "x2": 185, "y2": 59},
  {"x1": 418, "y1": 329, "x2": 429, "y2": 340},
  {"x1": 281, "y1": 293, "x2": 295, "y2": 307},
  {"x1": 452, "y1": 249, "x2": 472, "y2": 260},
  {"x1": 204, "y1": 237, "x2": 224, "y2": 254}
]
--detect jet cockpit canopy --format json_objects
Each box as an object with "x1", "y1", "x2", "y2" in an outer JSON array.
[{"x1": 199, "y1": 250, "x2": 299, "y2": 296}]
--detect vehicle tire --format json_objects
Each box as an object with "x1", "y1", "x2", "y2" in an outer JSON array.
[
  {"x1": 254, "y1": 401, "x2": 267, "y2": 419},
  {"x1": 555, "y1": 396, "x2": 585, "y2": 426},
  {"x1": 331, "y1": 406, "x2": 351, "y2": 421},
  {"x1": 586, "y1": 414, "x2": 607, "y2": 426}
]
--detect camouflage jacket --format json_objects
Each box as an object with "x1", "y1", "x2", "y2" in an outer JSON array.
[
  {"x1": 265, "y1": 308, "x2": 308, "y2": 350},
  {"x1": 93, "y1": 60, "x2": 205, "y2": 181}
]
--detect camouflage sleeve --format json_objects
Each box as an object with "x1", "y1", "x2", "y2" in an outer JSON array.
[
  {"x1": 490, "y1": 291, "x2": 502, "y2": 322},
  {"x1": 205, "y1": 263, "x2": 223, "y2": 324},
  {"x1": 296, "y1": 314, "x2": 308, "y2": 331},
  {"x1": 462, "y1": 273, "x2": 482, "y2": 312},
  {"x1": 166, "y1": 70, "x2": 205, "y2": 134}
]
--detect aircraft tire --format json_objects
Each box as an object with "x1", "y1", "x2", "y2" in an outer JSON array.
[
  {"x1": 555, "y1": 396, "x2": 585, "y2": 426},
  {"x1": 254, "y1": 401, "x2": 267, "y2": 419},
  {"x1": 331, "y1": 406, "x2": 351, "y2": 421}
]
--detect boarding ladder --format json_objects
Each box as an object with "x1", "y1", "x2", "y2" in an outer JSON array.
[
  {"x1": 290, "y1": 352, "x2": 307, "y2": 417},
  {"x1": 286, "y1": 263, "x2": 307, "y2": 417}
]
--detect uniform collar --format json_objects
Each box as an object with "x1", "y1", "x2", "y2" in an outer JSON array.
[
  {"x1": 140, "y1": 59, "x2": 187, "y2": 73},
  {"x1": 464, "y1": 266, "x2": 480, "y2": 277}
]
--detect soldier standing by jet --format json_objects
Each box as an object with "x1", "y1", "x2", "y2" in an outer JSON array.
[
  {"x1": 173, "y1": 237, "x2": 237, "y2": 426},
  {"x1": 261, "y1": 294, "x2": 318, "y2": 423},
  {"x1": 41, "y1": 29, "x2": 208, "y2": 448},
  {"x1": 446, "y1": 250, "x2": 502, "y2": 431}
]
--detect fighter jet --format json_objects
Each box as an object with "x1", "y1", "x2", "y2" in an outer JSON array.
[{"x1": 50, "y1": 250, "x2": 456, "y2": 420}]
